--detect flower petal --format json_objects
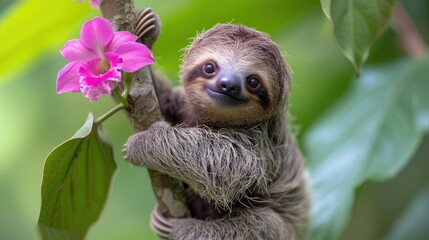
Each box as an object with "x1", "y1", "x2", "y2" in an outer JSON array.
[
  {"x1": 104, "y1": 52, "x2": 123, "y2": 72},
  {"x1": 56, "y1": 62, "x2": 81, "y2": 93},
  {"x1": 115, "y1": 42, "x2": 155, "y2": 72},
  {"x1": 60, "y1": 39, "x2": 97, "y2": 62},
  {"x1": 76, "y1": 0, "x2": 99, "y2": 8},
  {"x1": 106, "y1": 31, "x2": 138, "y2": 52},
  {"x1": 78, "y1": 54, "x2": 122, "y2": 84},
  {"x1": 78, "y1": 53, "x2": 122, "y2": 101},
  {"x1": 80, "y1": 17, "x2": 114, "y2": 51},
  {"x1": 80, "y1": 80, "x2": 115, "y2": 101},
  {"x1": 90, "y1": 0, "x2": 100, "y2": 8}
]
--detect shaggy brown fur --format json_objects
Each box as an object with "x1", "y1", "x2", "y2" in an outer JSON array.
[{"x1": 124, "y1": 24, "x2": 310, "y2": 240}]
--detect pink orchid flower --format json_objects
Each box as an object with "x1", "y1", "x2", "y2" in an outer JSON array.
[
  {"x1": 56, "y1": 17, "x2": 154, "y2": 101},
  {"x1": 77, "y1": 0, "x2": 99, "y2": 9}
]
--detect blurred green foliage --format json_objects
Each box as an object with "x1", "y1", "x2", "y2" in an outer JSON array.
[
  {"x1": 0, "y1": 0, "x2": 428, "y2": 240},
  {"x1": 306, "y1": 56, "x2": 429, "y2": 240},
  {"x1": 383, "y1": 181, "x2": 429, "y2": 240},
  {"x1": 0, "y1": 0, "x2": 95, "y2": 79}
]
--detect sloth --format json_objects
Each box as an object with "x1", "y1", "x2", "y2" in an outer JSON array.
[{"x1": 124, "y1": 22, "x2": 310, "y2": 240}]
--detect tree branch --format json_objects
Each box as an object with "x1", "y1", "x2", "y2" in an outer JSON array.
[
  {"x1": 392, "y1": 2, "x2": 427, "y2": 59},
  {"x1": 99, "y1": 0, "x2": 189, "y2": 219}
]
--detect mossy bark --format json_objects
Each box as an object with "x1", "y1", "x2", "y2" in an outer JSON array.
[{"x1": 100, "y1": 0, "x2": 189, "y2": 219}]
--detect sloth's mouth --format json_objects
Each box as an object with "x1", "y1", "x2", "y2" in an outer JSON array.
[{"x1": 205, "y1": 87, "x2": 248, "y2": 106}]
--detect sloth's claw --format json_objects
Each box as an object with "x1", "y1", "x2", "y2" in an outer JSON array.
[
  {"x1": 135, "y1": 7, "x2": 160, "y2": 48},
  {"x1": 150, "y1": 204, "x2": 180, "y2": 239}
]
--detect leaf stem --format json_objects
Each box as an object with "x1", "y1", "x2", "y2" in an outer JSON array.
[
  {"x1": 94, "y1": 104, "x2": 127, "y2": 126},
  {"x1": 112, "y1": 87, "x2": 128, "y2": 107},
  {"x1": 122, "y1": 72, "x2": 133, "y2": 99}
]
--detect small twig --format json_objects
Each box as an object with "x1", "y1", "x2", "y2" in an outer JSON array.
[
  {"x1": 95, "y1": 104, "x2": 127, "y2": 126},
  {"x1": 392, "y1": 3, "x2": 427, "y2": 59}
]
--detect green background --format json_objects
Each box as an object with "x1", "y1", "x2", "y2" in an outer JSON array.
[{"x1": 0, "y1": 0, "x2": 428, "y2": 239}]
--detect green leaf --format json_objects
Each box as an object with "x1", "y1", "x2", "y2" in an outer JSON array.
[
  {"x1": 320, "y1": 0, "x2": 332, "y2": 21},
  {"x1": 37, "y1": 113, "x2": 117, "y2": 240},
  {"x1": 305, "y1": 56, "x2": 429, "y2": 240},
  {"x1": 322, "y1": 0, "x2": 396, "y2": 70},
  {"x1": 0, "y1": 0, "x2": 94, "y2": 81},
  {"x1": 382, "y1": 182, "x2": 429, "y2": 240}
]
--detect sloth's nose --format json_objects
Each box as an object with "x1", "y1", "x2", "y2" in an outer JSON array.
[{"x1": 216, "y1": 73, "x2": 243, "y2": 99}]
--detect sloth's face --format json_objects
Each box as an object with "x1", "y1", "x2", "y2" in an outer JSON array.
[
  {"x1": 182, "y1": 50, "x2": 278, "y2": 126},
  {"x1": 180, "y1": 24, "x2": 288, "y2": 126}
]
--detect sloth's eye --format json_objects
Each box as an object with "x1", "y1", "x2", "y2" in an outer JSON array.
[
  {"x1": 247, "y1": 77, "x2": 261, "y2": 90},
  {"x1": 203, "y1": 61, "x2": 216, "y2": 76}
]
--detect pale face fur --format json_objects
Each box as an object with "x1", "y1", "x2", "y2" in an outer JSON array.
[{"x1": 181, "y1": 24, "x2": 290, "y2": 127}]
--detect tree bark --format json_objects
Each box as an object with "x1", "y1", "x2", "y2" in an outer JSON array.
[{"x1": 100, "y1": 0, "x2": 189, "y2": 219}]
